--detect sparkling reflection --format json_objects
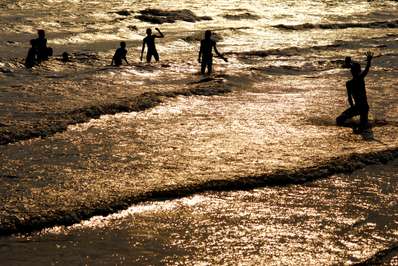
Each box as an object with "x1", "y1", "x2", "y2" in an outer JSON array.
[{"x1": 0, "y1": 160, "x2": 397, "y2": 265}]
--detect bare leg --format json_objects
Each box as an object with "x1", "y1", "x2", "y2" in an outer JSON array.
[{"x1": 336, "y1": 107, "x2": 359, "y2": 126}]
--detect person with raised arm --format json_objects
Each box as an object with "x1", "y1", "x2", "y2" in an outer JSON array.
[
  {"x1": 336, "y1": 52, "x2": 374, "y2": 133},
  {"x1": 140, "y1": 28, "x2": 164, "y2": 63}
]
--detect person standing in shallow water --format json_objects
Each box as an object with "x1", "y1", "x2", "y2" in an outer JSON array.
[
  {"x1": 198, "y1": 30, "x2": 228, "y2": 75},
  {"x1": 140, "y1": 28, "x2": 164, "y2": 63},
  {"x1": 336, "y1": 52, "x2": 374, "y2": 133},
  {"x1": 36, "y1": 29, "x2": 52, "y2": 62},
  {"x1": 111, "y1": 41, "x2": 129, "y2": 66}
]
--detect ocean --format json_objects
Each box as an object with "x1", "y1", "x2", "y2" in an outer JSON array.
[{"x1": 0, "y1": 0, "x2": 397, "y2": 264}]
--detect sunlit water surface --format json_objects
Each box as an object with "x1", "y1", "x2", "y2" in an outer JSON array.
[
  {"x1": 0, "y1": 159, "x2": 397, "y2": 265},
  {"x1": 0, "y1": 0, "x2": 397, "y2": 265}
]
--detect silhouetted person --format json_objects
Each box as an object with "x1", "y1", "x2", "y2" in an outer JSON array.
[
  {"x1": 25, "y1": 39, "x2": 38, "y2": 68},
  {"x1": 198, "y1": 30, "x2": 228, "y2": 75},
  {"x1": 336, "y1": 52, "x2": 373, "y2": 132},
  {"x1": 111, "y1": 41, "x2": 129, "y2": 66},
  {"x1": 140, "y1": 28, "x2": 164, "y2": 63},
  {"x1": 36, "y1": 30, "x2": 52, "y2": 62}
]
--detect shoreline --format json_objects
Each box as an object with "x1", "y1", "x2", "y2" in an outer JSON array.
[{"x1": 1, "y1": 147, "x2": 397, "y2": 237}]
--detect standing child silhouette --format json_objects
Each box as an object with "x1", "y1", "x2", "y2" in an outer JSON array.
[
  {"x1": 140, "y1": 28, "x2": 164, "y2": 63},
  {"x1": 36, "y1": 30, "x2": 52, "y2": 62},
  {"x1": 198, "y1": 30, "x2": 227, "y2": 75}
]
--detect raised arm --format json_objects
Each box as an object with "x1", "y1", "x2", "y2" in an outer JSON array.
[
  {"x1": 213, "y1": 42, "x2": 228, "y2": 62},
  {"x1": 155, "y1": 28, "x2": 164, "y2": 38},
  {"x1": 360, "y1": 51, "x2": 373, "y2": 78},
  {"x1": 140, "y1": 39, "x2": 146, "y2": 61}
]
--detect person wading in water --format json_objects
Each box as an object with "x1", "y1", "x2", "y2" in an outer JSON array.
[
  {"x1": 198, "y1": 30, "x2": 228, "y2": 75},
  {"x1": 111, "y1": 41, "x2": 129, "y2": 66},
  {"x1": 140, "y1": 28, "x2": 164, "y2": 63}
]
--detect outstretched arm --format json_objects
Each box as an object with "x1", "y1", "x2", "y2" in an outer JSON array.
[
  {"x1": 360, "y1": 51, "x2": 373, "y2": 78},
  {"x1": 213, "y1": 43, "x2": 228, "y2": 62},
  {"x1": 140, "y1": 40, "x2": 145, "y2": 61},
  {"x1": 155, "y1": 28, "x2": 164, "y2": 38}
]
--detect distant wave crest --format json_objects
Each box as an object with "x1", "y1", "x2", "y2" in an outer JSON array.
[{"x1": 274, "y1": 20, "x2": 398, "y2": 30}]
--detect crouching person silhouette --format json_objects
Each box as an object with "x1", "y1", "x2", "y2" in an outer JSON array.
[
  {"x1": 336, "y1": 52, "x2": 373, "y2": 133},
  {"x1": 111, "y1": 41, "x2": 129, "y2": 66},
  {"x1": 25, "y1": 39, "x2": 38, "y2": 68}
]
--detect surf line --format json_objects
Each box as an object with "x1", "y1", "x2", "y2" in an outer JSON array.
[{"x1": 0, "y1": 147, "x2": 397, "y2": 237}]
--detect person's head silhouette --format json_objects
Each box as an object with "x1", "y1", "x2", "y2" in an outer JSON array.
[
  {"x1": 38, "y1": 29, "x2": 45, "y2": 38},
  {"x1": 146, "y1": 28, "x2": 152, "y2": 36},
  {"x1": 205, "y1": 30, "x2": 211, "y2": 39},
  {"x1": 350, "y1": 62, "x2": 361, "y2": 77},
  {"x1": 120, "y1": 41, "x2": 126, "y2": 48}
]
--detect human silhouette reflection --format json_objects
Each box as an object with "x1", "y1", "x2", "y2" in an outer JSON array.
[
  {"x1": 111, "y1": 41, "x2": 129, "y2": 66},
  {"x1": 198, "y1": 30, "x2": 228, "y2": 75},
  {"x1": 336, "y1": 52, "x2": 374, "y2": 133},
  {"x1": 140, "y1": 28, "x2": 164, "y2": 63}
]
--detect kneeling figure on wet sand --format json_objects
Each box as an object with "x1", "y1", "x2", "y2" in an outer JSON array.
[{"x1": 336, "y1": 52, "x2": 373, "y2": 133}]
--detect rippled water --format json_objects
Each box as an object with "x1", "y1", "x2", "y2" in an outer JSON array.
[
  {"x1": 1, "y1": 0, "x2": 397, "y2": 61},
  {"x1": 0, "y1": 159, "x2": 397, "y2": 265},
  {"x1": 0, "y1": 0, "x2": 398, "y2": 264},
  {"x1": 1, "y1": 0, "x2": 397, "y2": 130}
]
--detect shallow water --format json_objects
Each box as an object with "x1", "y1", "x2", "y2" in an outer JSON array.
[
  {"x1": 1, "y1": 0, "x2": 397, "y2": 137},
  {"x1": 0, "y1": 0, "x2": 398, "y2": 264},
  {"x1": 0, "y1": 159, "x2": 397, "y2": 265}
]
